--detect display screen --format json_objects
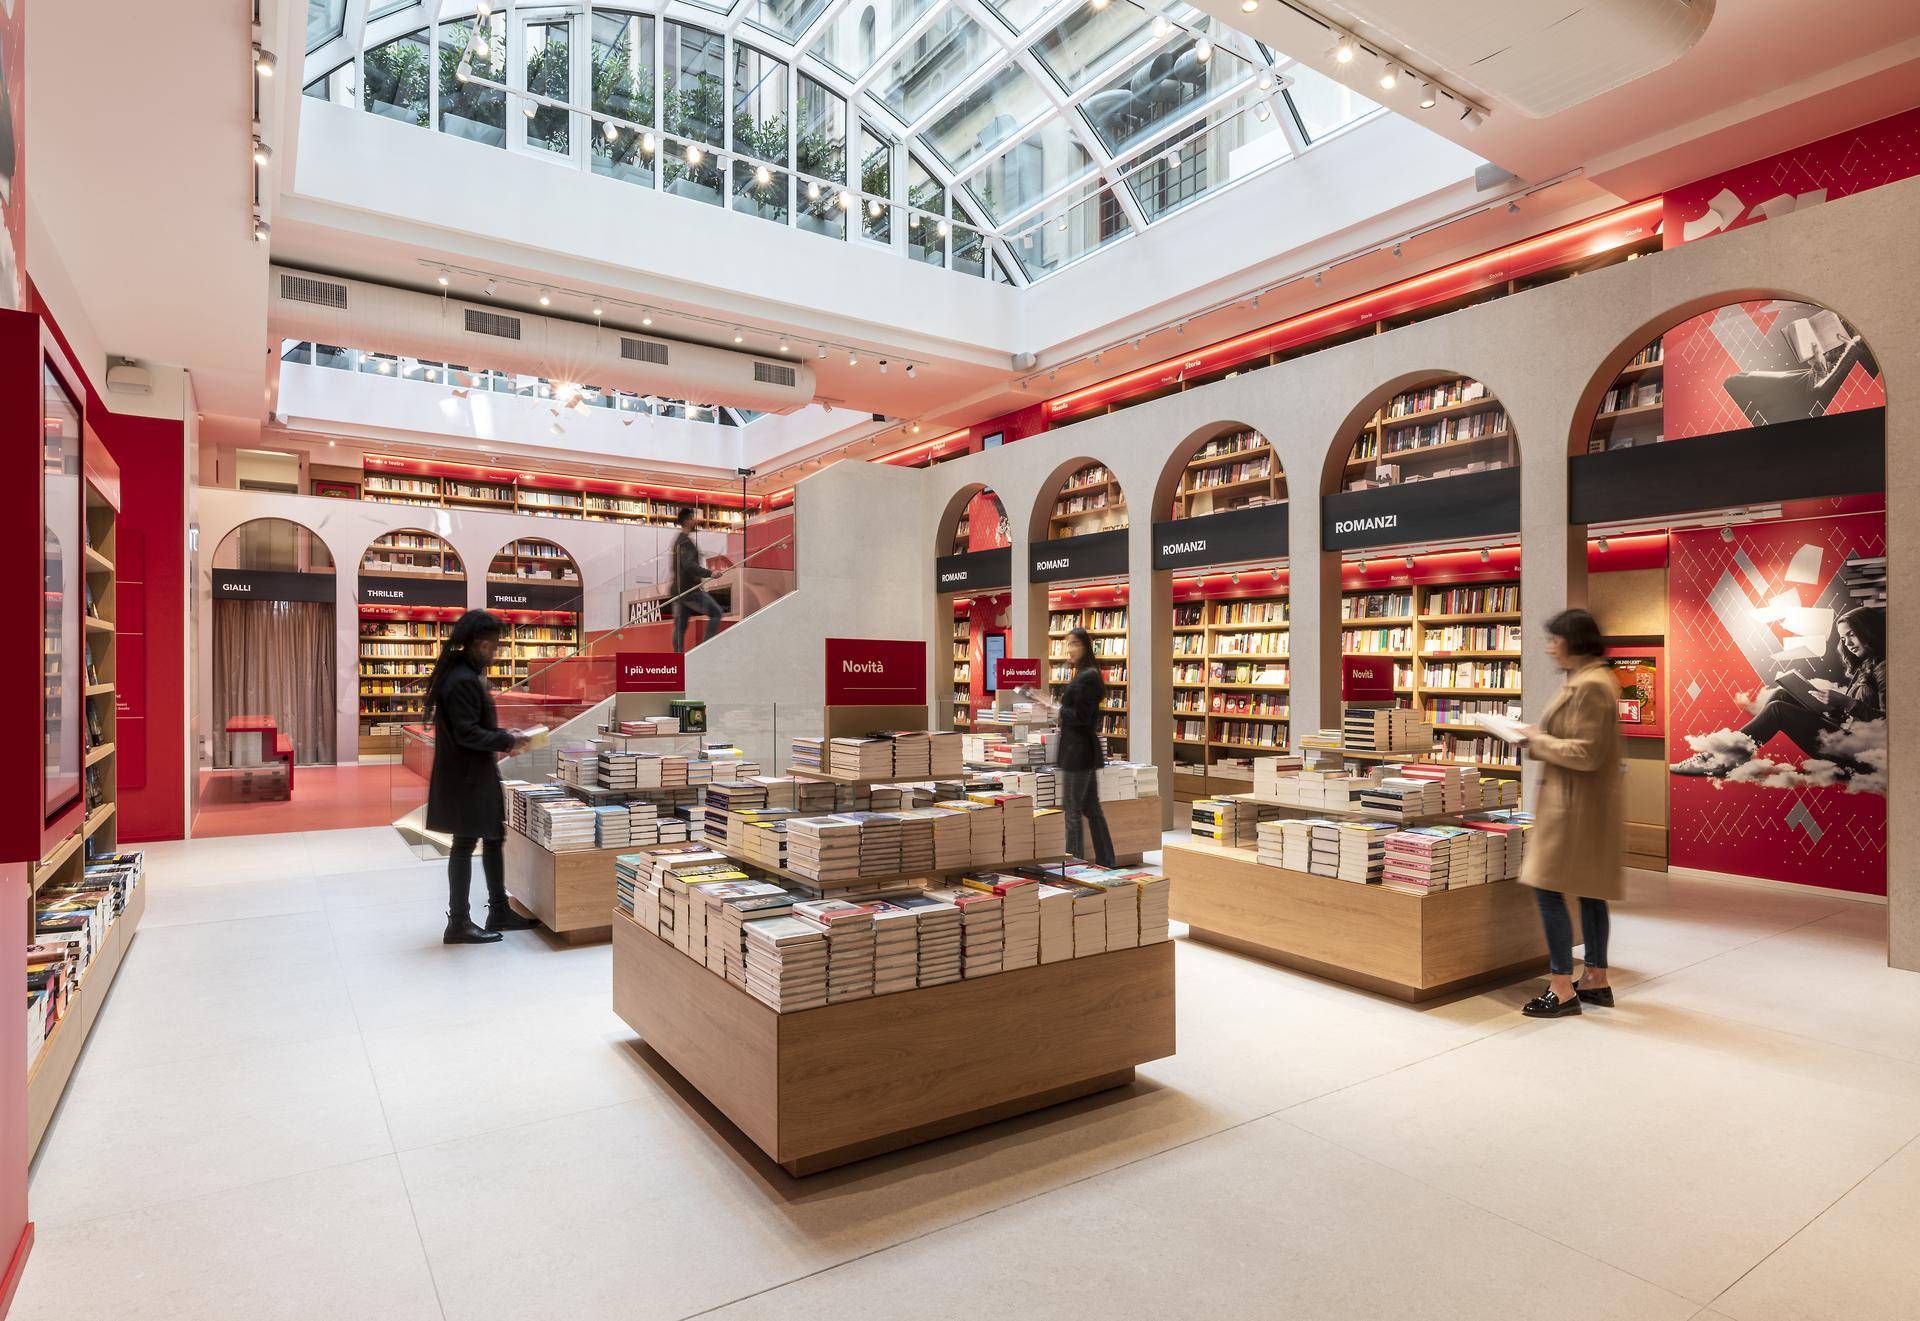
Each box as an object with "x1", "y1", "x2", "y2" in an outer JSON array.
[
  {"x1": 983, "y1": 632, "x2": 1006, "y2": 693},
  {"x1": 43, "y1": 362, "x2": 83, "y2": 822}
]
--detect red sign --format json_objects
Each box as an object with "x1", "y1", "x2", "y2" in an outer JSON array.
[
  {"x1": 825, "y1": 638, "x2": 927, "y2": 706},
  {"x1": 993, "y1": 657, "x2": 1041, "y2": 689},
  {"x1": 1342, "y1": 656, "x2": 1396, "y2": 702},
  {"x1": 616, "y1": 652, "x2": 685, "y2": 693}
]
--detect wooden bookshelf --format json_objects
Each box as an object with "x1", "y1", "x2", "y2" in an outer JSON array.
[
  {"x1": 1341, "y1": 375, "x2": 1515, "y2": 490},
  {"x1": 363, "y1": 456, "x2": 750, "y2": 531},
  {"x1": 951, "y1": 605, "x2": 971, "y2": 731},
  {"x1": 1171, "y1": 429, "x2": 1286, "y2": 520},
  {"x1": 1047, "y1": 597, "x2": 1129, "y2": 757},
  {"x1": 1048, "y1": 462, "x2": 1127, "y2": 537},
  {"x1": 1170, "y1": 590, "x2": 1290, "y2": 800},
  {"x1": 1587, "y1": 337, "x2": 1664, "y2": 452},
  {"x1": 28, "y1": 467, "x2": 142, "y2": 1159}
]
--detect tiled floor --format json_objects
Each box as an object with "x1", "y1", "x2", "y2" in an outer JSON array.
[
  {"x1": 190, "y1": 765, "x2": 429, "y2": 838},
  {"x1": 17, "y1": 828, "x2": 1920, "y2": 1321}
]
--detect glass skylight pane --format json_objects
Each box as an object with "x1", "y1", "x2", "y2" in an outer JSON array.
[
  {"x1": 1011, "y1": 178, "x2": 1129, "y2": 278},
  {"x1": 1079, "y1": 28, "x2": 1252, "y2": 157},
  {"x1": 1123, "y1": 90, "x2": 1286, "y2": 223},
  {"x1": 923, "y1": 62, "x2": 1053, "y2": 178},
  {"x1": 743, "y1": 0, "x2": 835, "y2": 41},
  {"x1": 872, "y1": 8, "x2": 992, "y2": 125},
  {"x1": 811, "y1": 0, "x2": 939, "y2": 80},
  {"x1": 979, "y1": 0, "x2": 1054, "y2": 34},
  {"x1": 1031, "y1": 2, "x2": 1154, "y2": 92},
  {"x1": 732, "y1": 45, "x2": 791, "y2": 166},
  {"x1": 1286, "y1": 64, "x2": 1376, "y2": 141},
  {"x1": 591, "y1": 12, "x2": 657, "y2": 187},
  {"x1": 307, "y1": 0, "x2": 346, "y2": 54},
  {"x1": 664, "y1": 22, "x2": 726, "y2": 147},
  {"x1": 963, "y1": 117, "x2": 1091, "y2": 226}
]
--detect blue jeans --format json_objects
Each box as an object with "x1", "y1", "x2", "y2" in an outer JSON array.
[{"x1": 1533, "y1": 888, "x2": 1610, "y2": 977}]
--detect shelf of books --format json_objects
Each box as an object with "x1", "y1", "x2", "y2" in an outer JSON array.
[
  {"x1": 486, "y1": 539, "x2": 582, "y2": 686},
  {"x1": 951, "y1": 606, "x2": 971, "y2": 731},
  {"x1": 359, "y1": 606, "x2": 458, "y2": 754},
  {"x1": 361, "y1": 454, "x2": 750, "y2": 530},
  {"x1": 1170, "y1": 586, "x2": 1291, "y2": 800},
  {"x1": 28, "y1": 470, "x2": 146, "y2": 1158},
  {"x1": 1171, "y1": 428, "x2": 1285, "y2": 519},
  {"x1": 1048, "y1": 461, "x2": 1128, "y2": 537},
  {"x1": 1340, "y1": 577, "x2": 1523, "y2": 775},
  {"x1": 1047, "y1": 597, "x2": 1129, "y2": 758},
  {"x1": 1586, "y1": 336, "x2": 1664, "y2": 452},
  {"x1": 1340, "y1": 376, "x2": 1514, "y2": 491}
]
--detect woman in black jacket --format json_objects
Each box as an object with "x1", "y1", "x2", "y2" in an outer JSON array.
[
  {"x1": 1055, "y1": 627, "x2": 1117, "y2": 867},
  {"x1": 424, "y1": 611, "x2": 535, "y2": 944}
]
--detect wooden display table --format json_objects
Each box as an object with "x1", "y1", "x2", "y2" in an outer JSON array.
[
  {"x1": 612, "y1": 910, "x2": 1176, "y2": 1175},
  {"x1": 1102, "y1": 796, "x2": 1162, "y2": 863},
  {"x1": 1164, "y1": 837, "x2": 1547, "y2": 1002},
  {"x1": 502, "y1": 829, "x2": 625, "y2": 944}
]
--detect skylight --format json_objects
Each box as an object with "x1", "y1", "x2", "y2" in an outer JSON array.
[{"x1": 302, "y1": 1, "x2": 1380, "y2": 284}]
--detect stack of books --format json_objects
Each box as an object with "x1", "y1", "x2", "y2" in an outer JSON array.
[
  {"x1": 829, "y1": 737, "x2": 891, "y2": 780},
  {"x1": 786, "y1": 816, "x2": 862, "y2": 882},
  {"x1": 705, "y1": 781, "x2": 769, "y2": 841},
  {"x1": 937, "y1": 799, "x2": 998, "y2": 866},
  {"x1": 965, "y1": 873, "x2": 1039, "y2": 969},
  {"x1": 701, "y1": 880, "x2": 794, "y2": 977},
  {"x1": 1448, "y1": 829, "x2": 1490, "y2": 887},
  {"x1": 1032, "y1": 807, "x2": 1067, "y2": 860},
  {"x1": 930, "y1": 806, "x2": 972, "y2": 868},
  {"x1": 614, "y1": 852, "x2": 650, "y2": 921},
  {"x1": 895, "y1": 810, "x2": 937, "y2": 873},
  {"x1": 1382, "y1": 827, "x2": 1457, "y2": 894},
  {"x1": 867, "y1": 900, "x2": 920, "y2": 994},
  {"x1": 1253, "y1": 755, "x2": 1307, "y2": 797},
  {"x1": 1035, "y1": 883, "x2": 1077, "y2": 963},
  {"x1": 1134, "y1": 871, "x2": 1171, "y2": 943},
  {"x1": 1064, "y1": 866, "x2": 1138, "y2": 949},
  {"x1": 592, "y1": 804, "x2": 631, "y2": 849},
  {"x1": 1308, "y1": 820, "x2": 1340, "y2": 876},
  {"x1": 556, "y1": 749, "x2": 599, "y2": 786},
  {"x1": 793, "y1": 776, "x2": 842, "y2": 814},
  {"x1": 531, "y1": 798, "x2": 597, "y2": 851},
  {"x1": 791, "y1": 737, "x2": 825, "y2": 773},
  {"x1": 1333, "y1": 820, "x2": 1396, "y2": 883},
  {"x1": 599, "y1": 754, "x2": 640, "y2": 791},
  {"x1": 895, "y1": 893, "x2": 962, "y2": 985},
  {"x1": 733, "y1": 810, "x2": 792, "y2": 870},
  {"x1": 948, "y1": 889, "x2": 1005, "y2": 977},
  {"x1": 928, "y1": 730, "x2": 964, "y2": 776},
  {"x1": 1462, "y1": 812, "x2": 1531, "y2": 878},
  {"x1": 887, "y1": 731, "x2": 931, "y2": 779},
  {"x1": 794, "y1": 899, "x2": 876, "y2": 1003},
  {"x1": 851, "y1": 811, "x2": 904, "y2": 874},
  {"x1": 1358, "y1": 776, "x2": 1443, "y2": 819},
  {"x1": 991, "y1": 793, "x2": 1036, "y2": 860},
  {"x1": 1400, "y1": 763, "x2": 1473, "y2": 813},
  {"x1": 1061, "y1": 881, "x2": 1107, "y2": 957},
  {"x1": 741, "y1": 915, "x2": 829, "y2": 1011},
  {"x1": 1343, "y1": 707, "x2": 1430, "y2": 753}
]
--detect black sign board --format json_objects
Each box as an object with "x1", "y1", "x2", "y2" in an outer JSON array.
[
  {"x1": 1152, "y1": 502, "x2": 1289, "y2": 571},
  {"x1": 1569, "y1": 409, "x2": 1884, "y2": 526},
  {"x1": 1028, "y1": 528, "x2": 1129, "y2": 583},
  {"x1": 1321, "y1": 468, "x2": 1520, "y2": 551},
  {"x1": 934, "y1": 545, "x2": 1012, "y2": 593},
  {"x1": 357, "y1": 574, "x2": 468, "y2": 608},
  {"x1": 211, "y1": 568, "x2": 337, "y2": 603},
  {"x1": 486, "y1": 580, "x2": 583, "y2": 613}
]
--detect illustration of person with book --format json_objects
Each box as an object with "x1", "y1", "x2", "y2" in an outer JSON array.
[{"x1": 1671, "y1": 605, "x2": 1885, "y2": 788}]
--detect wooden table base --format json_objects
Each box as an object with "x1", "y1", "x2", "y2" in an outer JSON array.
[
  {"x1": 1165, "y1": 838, "x2": 1552, "y2": 1002},
  {"x1": 612, "y1": 910, "x2": 1175, "y2": 1175},
  {"x1": 503, "y1": 830, "x2": 625, "y2": 945}
]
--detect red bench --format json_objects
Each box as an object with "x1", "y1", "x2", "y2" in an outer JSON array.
[{"x1": 225, "y1": 715, "x2": 296, "y2": 800}]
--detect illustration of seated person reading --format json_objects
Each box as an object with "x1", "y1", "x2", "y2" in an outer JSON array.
[
  {"x1": 1672, "y1": 605, "x2": 1884, "y2": 783},
  {"x1": 1723, "y1": 309, "x2": 1878, "y2": 425}
]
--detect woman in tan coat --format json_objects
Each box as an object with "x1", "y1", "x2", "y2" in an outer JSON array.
[{"x1": 1518, "y1": 608, "x2": 1624, "y2": 1018}]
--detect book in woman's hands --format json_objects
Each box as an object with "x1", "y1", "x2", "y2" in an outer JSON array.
[{"x1": 1471, "y1": 712, "x2": 1529, "y2": 744}]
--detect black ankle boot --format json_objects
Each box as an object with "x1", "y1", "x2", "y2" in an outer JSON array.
[
  {"x1": 444, "y1": 913, "x2": 503, "y2": 944},
  {"x1": 485, "y1": 906, "x2": 539, "y2": 933}
]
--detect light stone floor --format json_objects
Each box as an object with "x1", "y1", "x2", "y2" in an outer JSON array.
[{"x1": 16, "y1": 826, "x2": 1920, "y2": 1320}]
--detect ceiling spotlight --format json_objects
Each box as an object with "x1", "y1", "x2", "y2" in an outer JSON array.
[
  {"x1": 483, "y1": 279, "x2": 497, "y2": 296},
  {"x1": 1093, "y1": 351, "x2": 1103, "y2": 363},
  {"x1": 1231, "y1": 573, "x2": 1240, "y2": 585},
  {"x1": 755, "y1": 164, "x2": 771, "y2": 186},
  {"x1": 456, "y1": 62, "x2": 471, "y2": 83},
  {"x1": 1462, "y1": 106, "x2": 1487, "y2": 130},
  {"x1": 1596, "y1": 537, "x2": 1609, "y2": 553},
  {"x1": 1151, "y1": 16, "x2": 1172, "y2": 38},
  {"x1": 848, "y1": 351, "x2": 859, "y2": 366},
  {"x1": 1379, "y1": 63, "x2": 1399, "y2": 91},
  {"x1": 522, "y1": 101, "x2": 538, "y2": 119},
  {"x1": 684, "y1": 143, "x2": 703, "y2": 165},
  {"x1": 1092, "y1": 0, "x2": 1109, "y2": 8},
  {"x1": 911, "y1": 420, "x2": 921, "y2": 433},
  {"x1": 1195, "y1": 38, "x2": 1213, "y2": 63},
  {"x1": 818, "y1": 345, "x2": 828, "y2": 359},
  {"x1": 640, "y1": 131, "x2": 656, "y2": 154},
  {"x1": 473, "y1": 36, "x2": 490, "y2": 60},
  {"x1": 1358, "y1": 558, "x2": 1367, "y2": 574},
  {"x1": 1056, "y1": 214, "x2": 1068, "y2": 231},
  {"x1": 1254, "y1": 102, "x2": 1271, "y2": 122},
  {"x1": 906, "y1": 362, "x2": 921, "y2": 380},
  {"x1": 476, "y1": 0, "x2": 492, "y2": 16},
  {"x1": 1391, "y1": 242, "x2": 1402, "y2": 258},
  {"x1": 1250, "y1": 294, "x2": 1260, "y2": 309},
  {"x1": 732, "y1": 327, "x2": 744, "y2": 344},
  {"x1": 1507, "y1": 199, "x2": 1520, "y2": 214},
  {"x1": 1132, "y1": 337, "x2": 1143, "y2": 349},
  {"x1": 1241, "y1": 0, "x2": 1258, "y2": 10},
  {"x1": 1163, "y1": 146, "x2": 1181, "y2": 167},
  {"x1": 436, "y1": 269, "x2": 451, "y2": 287},
  {"x1": 778, "y1": 336, "x2": 790, "y2": 354},
  {"x1": 1175, "y1": 321, "x2": 1186, "y2": 335},
  {"x1": 538, "y1": 288, "x2": 552, "y2": 306},
  {"x1": 1418, "y1": 82, "x2": 1438, "y2": 109},
  {"x1": 1047, "y1": 370, "x2": 1057, "y2": 383},
  {"x1": 869, "y1": 198, "x2": 884, "y2": 218},
  {"x1": 838, "y1": 190, "x2": 856, "y2": 210},
  {"x1": 1257, "y1": 73, "x2": 1274, "y2": 92},
  {"x1": 603, "y1": 119, "x2": 619, "y2": 141},
  {"x1": 425, "y1": 368, "x2": 438, "y2": 381},
  {"x1": 252, "y1": 215, "x2": 271, "y2": 243},
  {"x1": 879, "y1": 360, "x2": 890, "y2": 374},
  {"x1": 1479, "y1": 547, "x2": 1491, "y2": 563},
  {"x1": 641, "y1": 309, "x2": 653, "y2": 325},
  {"x1": 251, "y1": 137, "x2": 272, "y2": 167},
  {"x1": 1330, "y1": 32, "x2": 1355, "y2": 64},
  {"x1": 253, "y1": 45, "x2": 277, "y2": 77},
  {"x1": 936, "y1": 219, "x2": 949, "y2": 236},
  {"x1": 1403, "y1": 554, "x2": 1415, "y2": 568},
  {"x1": 591, "y1": 302, "x2": 604, "y2": 318},
  {"x1": 807, "y1": 180, "x2": 822, "y2": 201},
  {"x1": 376, "y1": 358, "x2": 392, "y2": 373},
  {"x1": 1720, "y1": 524, "x2": 1735, "y2": 543},
  {"x1": 1313, "y1": 270, "x2": 1322, "y2": 285}
]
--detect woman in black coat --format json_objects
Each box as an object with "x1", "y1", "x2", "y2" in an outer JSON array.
[
  {"x1": 424, "y1": 611, "x2": 535, "y2": 944},
  {"x1": 1054, "y1": 627, "x2": 1117, "y2": 867}
]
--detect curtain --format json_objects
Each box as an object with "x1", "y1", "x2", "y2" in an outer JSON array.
[{"x1": 212, "y1": 600, "x2": 337, "y2": 765}]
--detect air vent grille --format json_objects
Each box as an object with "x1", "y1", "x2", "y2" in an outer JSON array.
[
  {"x1": 464, "y1": 309, "x2": 522, "y2": 340},
  {"x1": 279, "y1": 274, "x2": 348, "y2": 309},
  {"x1": 753, "y1": 362, "x2": 797, "y2": 387},
  {"x1": 621, "y1": 337, "x2": 669, "y2": 365}
]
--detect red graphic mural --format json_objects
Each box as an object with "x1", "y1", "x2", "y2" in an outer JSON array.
[
  {"x1": 1662, "y1": 300, "x2": 1884, "y2": 439},
  {"x1": 1667, "y1": 512, "x2": 1886, "y2": 894},
  {"x1": 1664, "y1": 105, "x2": 1920, "y2": 247}
]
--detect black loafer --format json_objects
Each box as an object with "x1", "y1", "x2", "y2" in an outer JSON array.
[
  {"x1": 1576, "y1": 983, "x2": 1615, "y2": 1007},
  {"x1": 1522, "y1": 987, "x2": 1582, "y2": 1018}
]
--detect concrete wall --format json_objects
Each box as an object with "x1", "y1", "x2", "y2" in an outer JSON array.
[
  {"x1": 902, "y1": 176, "x2": 1918, "y2": 971},
  {"x1": 194, "y1": 487, "x2": 726, "y2": 766}
]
